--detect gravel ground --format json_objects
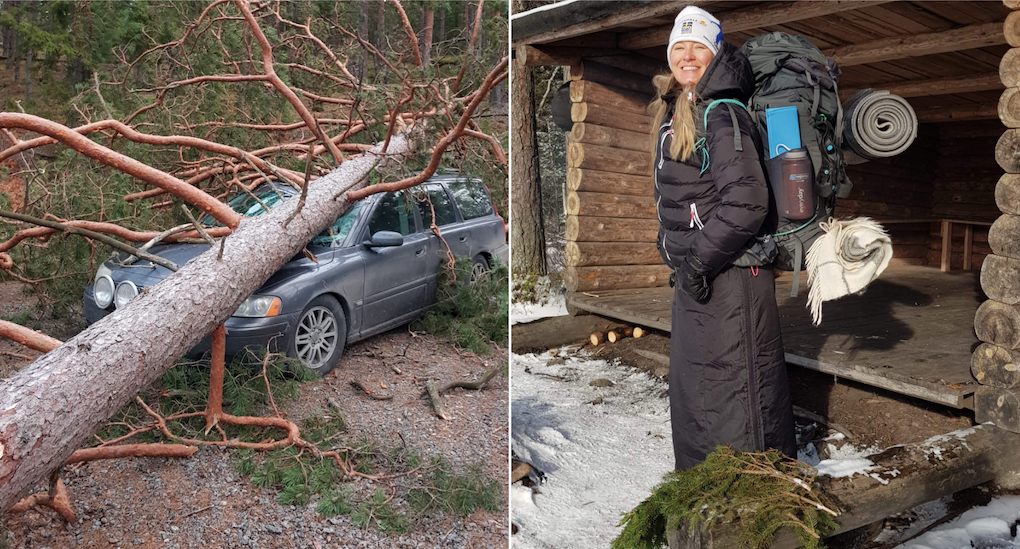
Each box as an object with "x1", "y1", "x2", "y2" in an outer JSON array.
[{"x1": 2, "y1": 324, "x2": 509, "y2": 549}]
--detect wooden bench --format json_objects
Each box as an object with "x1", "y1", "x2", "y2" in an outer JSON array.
[{"x1": 877, "y1": 218, "x2": 993, "y2": 272}]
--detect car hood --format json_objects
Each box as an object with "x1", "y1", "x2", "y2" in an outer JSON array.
[{"x1": 106, "y1": 242, "x2": 332, "y2": 289}]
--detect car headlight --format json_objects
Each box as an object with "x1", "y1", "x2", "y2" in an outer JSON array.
[
  {"x1": 93, "y1": 275, "x2": 115, "y2": 309},
  {"x1": 114, "y1": 281, "x2": 139, "y2": 309},
  {"x1": 233, "y1": 295, "x2": 282, "y2": 318}
]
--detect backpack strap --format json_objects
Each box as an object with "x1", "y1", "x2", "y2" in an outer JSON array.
[{"x1": 704, "y1": 99, "x2": 748, "y2": 152}]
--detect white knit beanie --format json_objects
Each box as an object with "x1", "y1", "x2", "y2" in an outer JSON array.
[{"x1": 667, "y1": 6, "x2": 723, "y2": 60}]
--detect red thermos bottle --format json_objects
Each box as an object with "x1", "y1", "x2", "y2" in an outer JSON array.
[{"x1": 780, "y1": 150, "x2": 814, "y2": 220}]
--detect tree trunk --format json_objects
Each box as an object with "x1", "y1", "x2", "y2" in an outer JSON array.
[
  {"x1": 0, "y1": 135, "x2": 416, "y2": 512},
  {"x1": 972, "y1": 342, "x2": 1020, "y2": 388},
  {"x1": 24, "y1": 47, "x2": 31, "y2": 105},
  {"x1": 435, "y1": 7, "x2": 445, "y2": 46},
  {"x1": 355, "y1": 0, "x2": 369, "y2": 82},
  {"x1": 510, "y1": 2, "x2": 547, "y2": 276},
  {"x1": 420, "y1": 7, "x2": 434, "y2": 67}
]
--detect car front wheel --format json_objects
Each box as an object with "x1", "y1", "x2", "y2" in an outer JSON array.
[
  {"x1": 470, "y1": 254, "x2": 490, "y2": 284},
  {"x1": 290, "y1": 295, "x2": 347, "y2": 375}
]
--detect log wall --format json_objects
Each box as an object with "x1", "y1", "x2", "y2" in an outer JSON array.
[
  {"x1": 563, "y1": 61, "x2": 665, "y2": 292},
  {"x1": 973, "y1": 8, "x2": 1020, "y2": 433}
]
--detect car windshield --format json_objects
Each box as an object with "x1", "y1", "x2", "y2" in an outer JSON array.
[
  {"x1": 311, "y1": 202, "x2": 363, "y2": 247},
  {"x1": 201, "y1": 186, "x2": 293, "y2": 227}
]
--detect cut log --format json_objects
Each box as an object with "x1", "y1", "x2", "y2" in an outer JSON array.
[
  {"x1": 564, "y1": 264, "x2": 672, "y2": 292},
  {"x1": 990, "y1": 214, "x2": 1020, "y2": 258},
  {"x1": 1007, "y1": 0, "x2": 1020, "y2": 10},
  {"x1": 976, "y1": 300, "x2": 1020, "y2": 349},
  {"x1": 1000, "y1": 127, "x2": 1020, "y2": 174},
  {"x1": 569, "y1": 80, "x2": 651, "y2": 114},
  {"x1": 633, "y1": 327, "x2": 645, "y2": 338},
  {"x1": 997, "y1": 173, "x2": 1020, "y2": 215},
  {"x1": 565, "y1": 241, "x2": 661, "y2": 267},
  {"x1": 566, "y1": 167, "x2": 653, "y2": 196},
  {"x1": 607, "y1": 327, "x2": 633, "y2": 343},
  {"x1": 1001, "y1": 86, "x2": 1020, "y2": 128},
  {"x1": 571, "y1": 123, "x2": 651, "y2": 153},
  {"x1": 511, "y1": 460, "x2": 531, "y2": 484},
  {"x1": 569, "y1": 60, "x2": 655, "y2": 96},
  {"x1": 565, "y1": 215, "x2": 659, "y2": 242},
  {"x1": 982, "y1": 254, "x2": 1020, "y2": 304},
  {"x1": 570, "y1": 103, "x2": 652, "y2": 134},
  {"x1": 590, "y1": 331, "x2": 605, "y2": 346},
  {"x1": 972, "y1": 343, "x2": 1020, "y2": 388},
  {"x1": 567, "y1": 141, "x2": 652, "y2": 175},
  {"x1": 976, "y1": 386, "x2": 1020, "y2": 432},
  {"x1": 565, "y1": 191, "x2": 656, "y2": 219},
  {"x1": 1008, "y1": 11, "x2": 1020, "y2": 48},
  {"x1": 1003, "y1": 48, "x2": 1020, "y2": 90}
]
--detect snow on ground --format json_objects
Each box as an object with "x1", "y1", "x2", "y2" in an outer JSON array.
[
  {"x1": 893, "y1": 496, "x2": 1020, "y2": 549},
  {"x1": 511, "y1": 282, "x2": 568, "y2": 325},
  {"x1": 511, "y1": 352, "x2": 673, "y2": 548},
  {"x1": 510, "y1": 349, "x2": 1020, "y2": 549}
]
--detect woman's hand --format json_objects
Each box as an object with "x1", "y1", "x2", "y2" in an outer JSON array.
[{"x1": 679, "y1": 252, "x2": 712, "y2": 303}]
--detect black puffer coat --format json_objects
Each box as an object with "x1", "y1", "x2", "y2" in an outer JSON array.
[{"x1": 656, "y1": 42, "x2": 797, "y2": 471}]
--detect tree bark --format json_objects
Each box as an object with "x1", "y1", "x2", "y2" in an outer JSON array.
[
  {"x1": 510, "y1": 1, "x2": 547, "y2": 276},
  {"x1": 0, "y1": 135, "x2": 416, "y2": 512},
  {"x1": 420, "y1": 6, "x2": 434, "y2": 67}
]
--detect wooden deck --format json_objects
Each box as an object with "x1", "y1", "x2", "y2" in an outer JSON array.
[{"x1": 565, "y1": 265, "x2": 981, "y2": 409}]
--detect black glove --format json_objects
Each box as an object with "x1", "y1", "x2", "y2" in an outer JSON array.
[{"x1": 679, "y1": 252, "x2": 712, "y2": 304}]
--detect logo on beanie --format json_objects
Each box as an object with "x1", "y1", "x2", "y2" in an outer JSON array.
[{"x1": 681, "y1": 20, "x2": 693, "y2": 34}]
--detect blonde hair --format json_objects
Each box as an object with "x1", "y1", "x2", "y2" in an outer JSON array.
[{"x1": 649, "y1": 74, "x2": 698, "y2": 162}]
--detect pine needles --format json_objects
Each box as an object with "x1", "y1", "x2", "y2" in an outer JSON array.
[
  {"x1": 613, "y1": 447, "x2": 838, "y2": 549},
  {"x1": 414, "y1": 257, "x2": 508, "y2": 354}
]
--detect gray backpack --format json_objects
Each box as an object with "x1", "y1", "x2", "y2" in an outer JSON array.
[{"x1": 740, "y1": 32, "x2": 853, "y2": 295}]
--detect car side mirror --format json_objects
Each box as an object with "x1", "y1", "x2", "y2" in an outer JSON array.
[{"x1": 363, "y1": 230, "x2": 403, "y2": 248}]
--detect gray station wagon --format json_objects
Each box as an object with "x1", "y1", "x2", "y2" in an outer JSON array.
[{"x1": 83, "y1": 174, "x2": 508, "y2": 374}]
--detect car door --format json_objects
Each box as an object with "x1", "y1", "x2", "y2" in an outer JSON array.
[
  {"x1": 415, "y1": 184, "x2": 470, "y2": 298},
  {"x1": 360, "y1": 191, "x2": 429, "y2": 332}
]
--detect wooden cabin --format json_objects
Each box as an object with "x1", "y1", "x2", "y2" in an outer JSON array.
[{"x1": 513, "y1": 0, "x2": 1020, "y2": 544}]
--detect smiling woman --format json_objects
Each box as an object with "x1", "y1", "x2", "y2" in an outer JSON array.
[{"x1": 648, "y1": 5, "x2": 797, "y2": 472}]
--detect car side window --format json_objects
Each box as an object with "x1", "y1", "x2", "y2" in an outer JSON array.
[
  {"x1": 367, "y1": 192, "x2": 415, "y2": 236},
  {"x1": 447, "y1": 179, "x2": 493, "y2": 220},
  {"x1": 415, "y1": 185, "x2": 458, "y2": 229}
]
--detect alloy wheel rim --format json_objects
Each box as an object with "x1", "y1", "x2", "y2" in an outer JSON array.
[
  {"x1": 295, "y1": 306, "x2": 338, "y2": 368},
  {"x1": 471, "y1": 261, "x2": 487, "y2": 283}
]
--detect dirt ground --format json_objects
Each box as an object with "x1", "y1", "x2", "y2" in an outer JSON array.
[{"x1": 0, "y1": 282, "x2": 509, "y2": 549}]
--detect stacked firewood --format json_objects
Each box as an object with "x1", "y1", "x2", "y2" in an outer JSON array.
[
  {"x1": 589, "y1": 324, "x2": 644, "y2": 346},
  {"x1": 563, "y1": 61, "x2": 672, "y2": 293},
  {"x1": 973, "y1": 4, "x2": 1020, "y2": 433}
]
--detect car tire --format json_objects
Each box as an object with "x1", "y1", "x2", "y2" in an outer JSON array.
[
  {"x1": 470, "y1": 254, "x2": 490, "y2": 284},
  {"x1": 290, "y1": 295, "x2": 347, "y2": 375}
]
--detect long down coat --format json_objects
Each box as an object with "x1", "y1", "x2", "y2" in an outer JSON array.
[{"x1": 655, "y1": 42, "x2": 797, "y2": 470}]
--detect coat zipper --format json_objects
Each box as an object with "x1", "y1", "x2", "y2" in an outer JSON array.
[
  {"x1": 689, "y1": 202, "x2": 705, "y2": 230},
  {"x1": 742, "y1": 271, "x2": 764, "y2": 450}
]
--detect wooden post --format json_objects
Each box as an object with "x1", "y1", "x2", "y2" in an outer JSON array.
[
  {"x1": 965, "y1": 223, "x2": 975, "y2": 270},
  {"x1": 941, "y1": 219, "x2": 952, "y2": 272}
]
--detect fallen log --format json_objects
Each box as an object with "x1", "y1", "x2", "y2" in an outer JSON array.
[
  {"x1": 590, "y1": 331, "x2": 606, "y2": 346},
  {"x1": 667, "y1": 424, "x2": 1020, "y2": 548},
  {"x1": 608, "y1": 327, "x2": 634, "y2": 343}
]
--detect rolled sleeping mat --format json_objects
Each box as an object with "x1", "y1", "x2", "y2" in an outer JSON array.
[{"x1": 841, "y1": 89, "x2": 918, "y2": 162}]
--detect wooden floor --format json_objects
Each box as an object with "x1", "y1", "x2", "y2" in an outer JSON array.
[{"x1": 566, "y1": 265, "x2": 982, "y2": 409}]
